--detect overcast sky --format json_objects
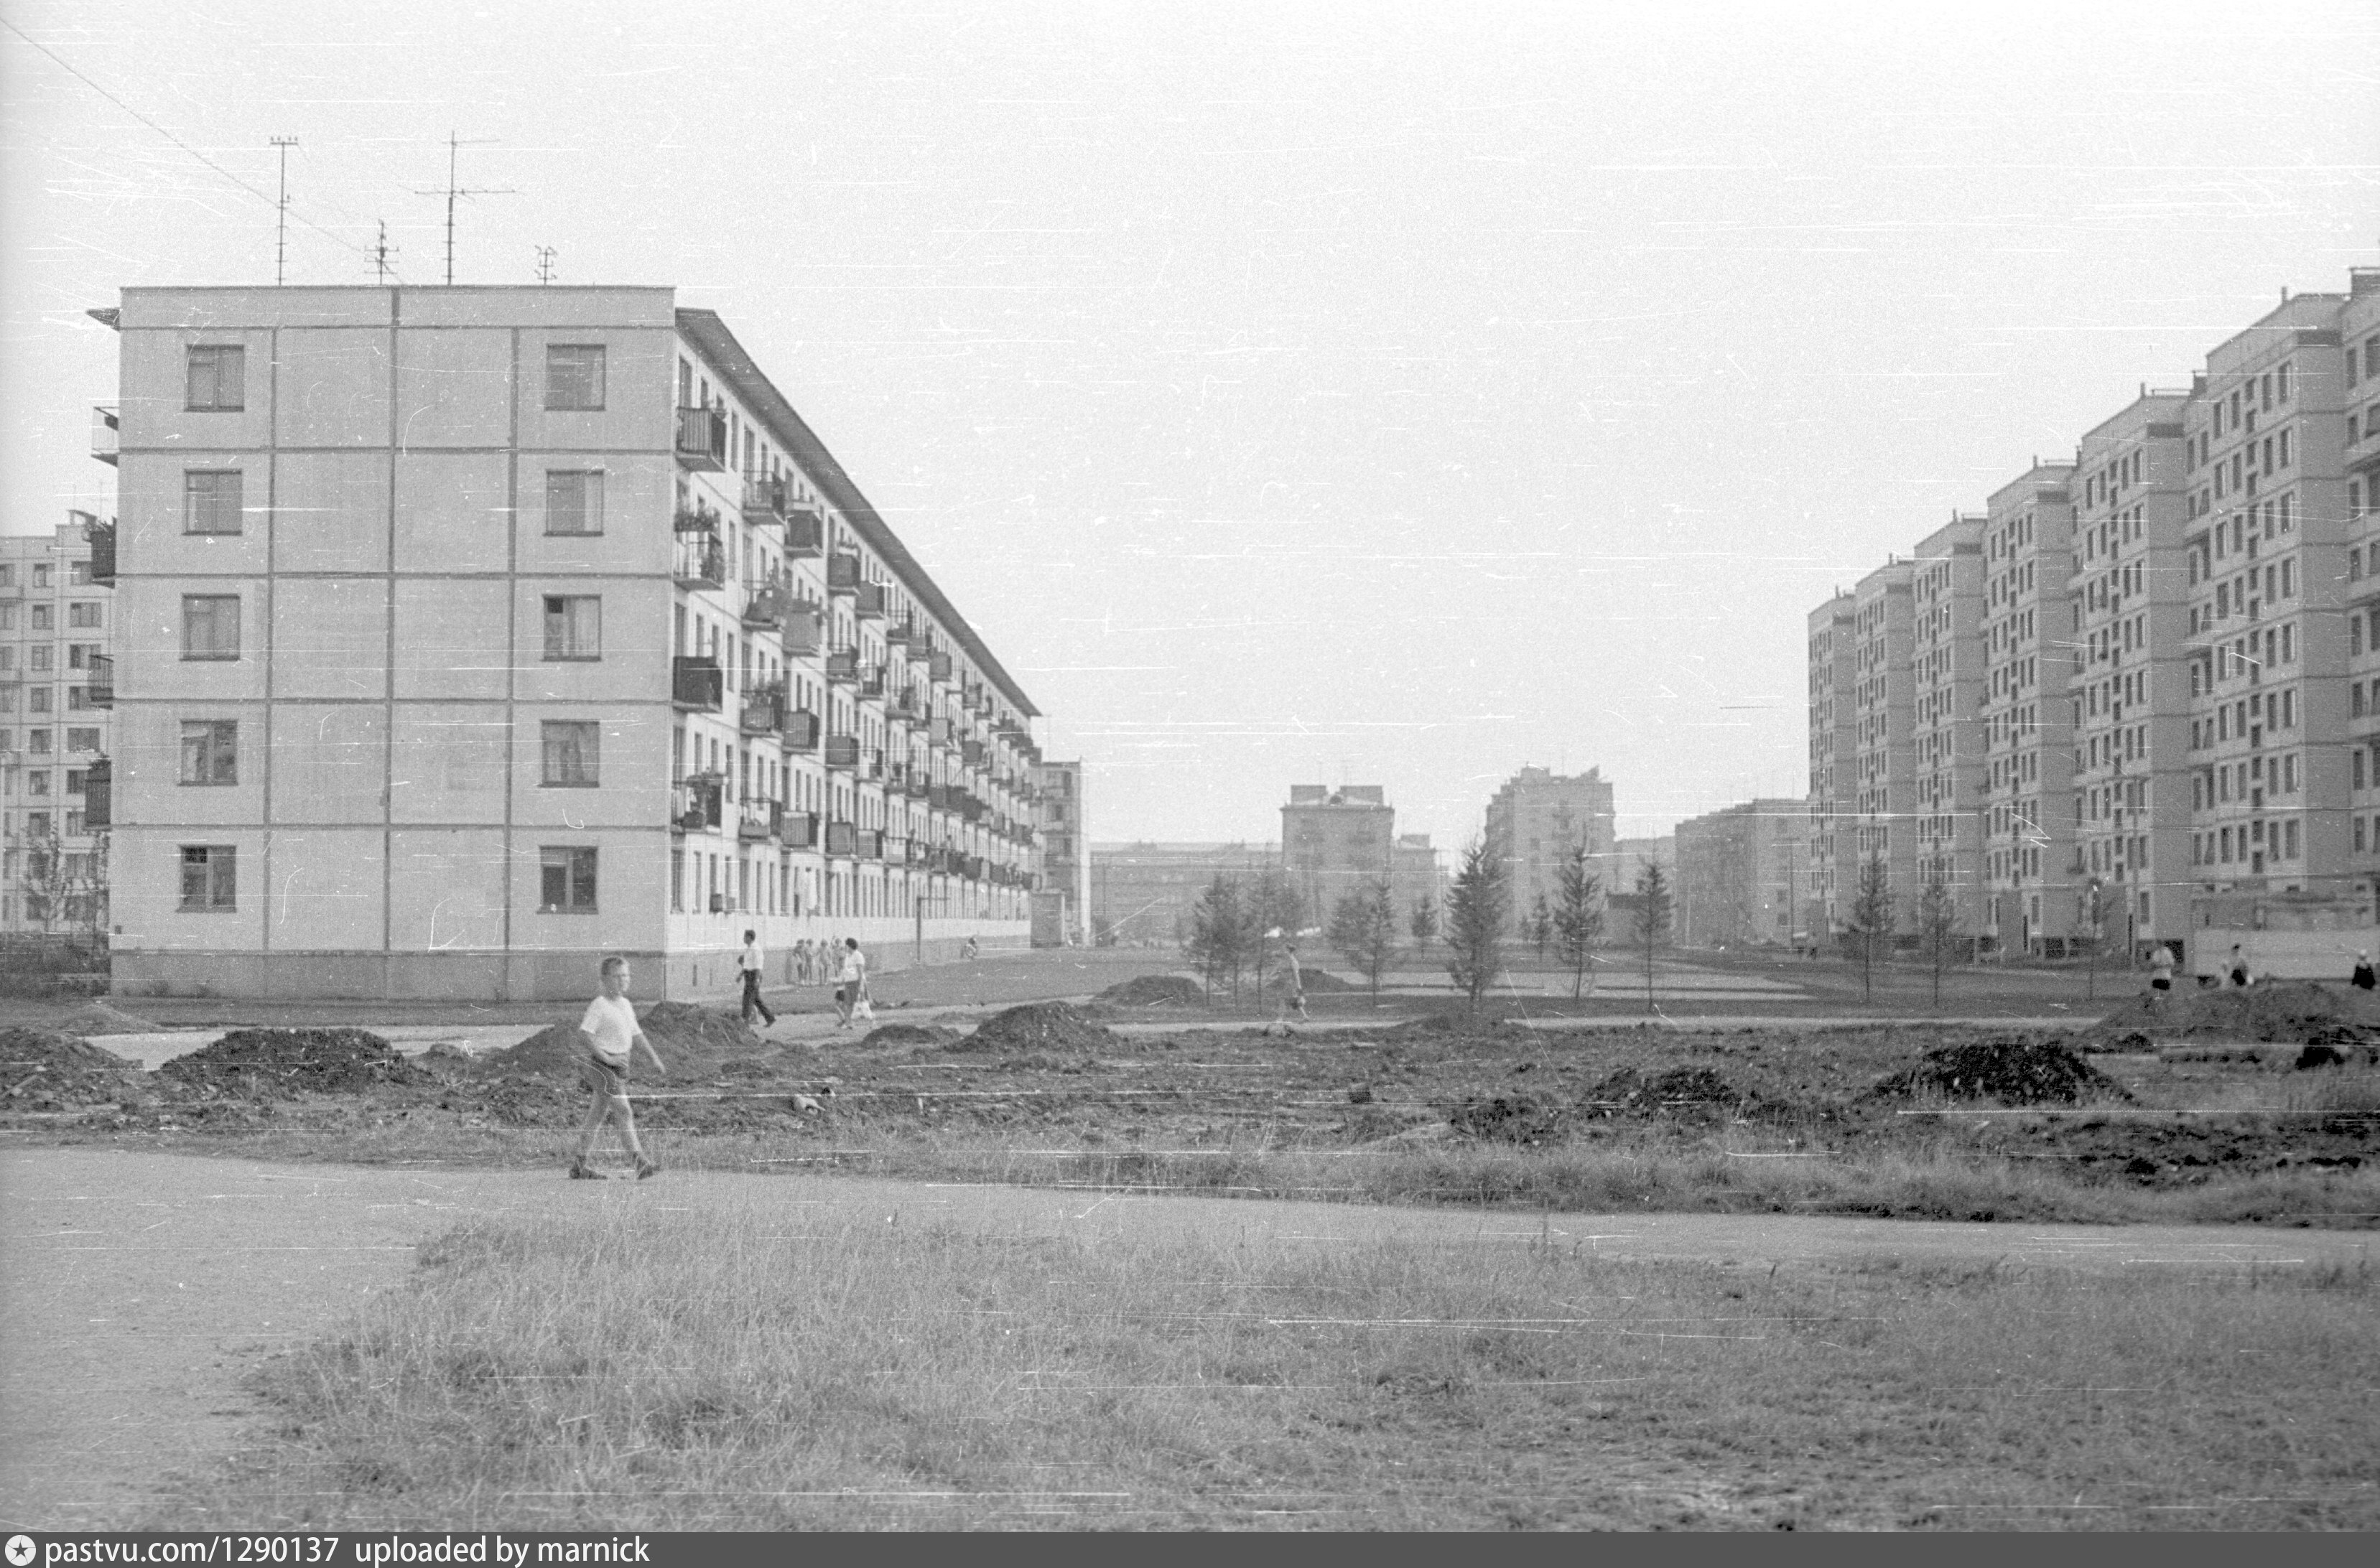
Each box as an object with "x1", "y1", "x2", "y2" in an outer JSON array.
[{"x1": 4, "y1": 0, "x2": 2374, "y2": 850}]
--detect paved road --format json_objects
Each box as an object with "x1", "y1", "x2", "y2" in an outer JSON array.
[{"x1": 4, "y1": 1146, "x2": 2371, "y2": 1530}]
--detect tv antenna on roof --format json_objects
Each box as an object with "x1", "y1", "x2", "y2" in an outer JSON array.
[
  {"x1": 269, "y1": 136, "x2": 297, "y2": 284},
  {"x1": 372, "y1": 221, "x2": 397, "y2": 285},
  {"x1": 411, "y1": 131, "x2": 515, "y2": 285},
  {"x1": 534, "y1": 246, "x2": 557, "y2": 285}
]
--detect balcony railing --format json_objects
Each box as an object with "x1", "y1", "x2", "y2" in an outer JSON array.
[
  {"x1": 824, "y1": 734, "x2": 860, "y2": 770},
  {"x1": 853, "y1": 582, "x2": 885, "y2": 620},
  {"x1": 673, "y1": 533, "x2": 726, "y2": 590},
  {"x1": 929, "y1": 716, "x2": 954, "y2": 746},
  {"x1": 962, "y1": 739, "x2": 986, "y2": 767},
  {"x1": 860, "y1": 669, "x2": 887, "y2": 701},
  {"x1": 784, "y1": 508, "x2": 824, "y2": 557},
  {"x1": 781, "y1": 709, "x2": 822, "y2": 752},
  {"x1": 740, "y1": 800, "x2": 782, "y2": 841},
  {"x1": 672, "y1": 656, "x2": 724, "y2": 712},
  {"x1": 676, "y1": 406, "x2": 728, "y2": 470},
  {"x1": 741, "y1": 472, "x2": 789, "y2": 523},
  {"x1": 674, "y1": 500, "x2": 723, "y2": 534},
  {"x1": 825, "y1": 648, "x2": 860, "y2": 686},
  {"x1": 88, "y1": 521, "x2": 115, "y2": 588},
  {"x1": 782, "y1": 604, "x2": 823, "y2": 656},
  {"x1": 825, "y1": 819, "x2": 857, "y2": 857},
  {"x1": 781, "y1": 810, "x2": 819, "y2": 850},
  {"x1": 885, "y1": 617, "x2": 914, "y2": 645},
  {"x1": 740, "y1": 683, "x2": 786, "y2": 737},
  {"x1": 929, "y1": 651, "x2": 954, "y2": 684},
  {"x1": 742, "y1": 580, "x2": 789, "y2": 633},
  {"x1": 91, "y1": 405, "x2": 120, "y2": 465},
  {"x1": 86, "y1": 655, "x2": 113, "y2": 709},
  {"x1": 83, "y1": 758, "x2": 111, "y2": 831},
  {"x1": 860, "y1": 829, "x2": 885, "y2": 861},
  {"x1": 827, "y1": 553, "x2": 863, "y2": 594},
  {"x1": 671, "y1": 778, "x2": 724, "y2": 834},
  {"x1": 861, "y1": 747, "x2": 885, "y2": 782},
  {"x1": 928, "y1": 784, "x2": 954, "y2": 813}
]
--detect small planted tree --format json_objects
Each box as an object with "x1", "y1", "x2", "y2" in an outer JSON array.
[
  {"x1": 2072, "y1": 879, "x2": 2110, "y2": 1002},
  {"x1": 1915, "y1": 861, "x2": 1962, "y2": 1010},
  {"x1": 1632, "y1": 858, "x2": 1673, "y2": 1014},
  {"x1": 1184, "y1": 874, "x2": 1250, "y2": 999},
  {"x1": 1409, "y1": 896, "x2": 1439, "y2": 954},
  {"x1": 1329, "y1": 878, "x2": 1401, "y2": 999},
  {"x1": 1849, "y1": 846, "x2": 1896, "y2": 1004},
  {"x1": 1552, "y1": 846, "x2": 1604, "y2": 1000},
  {"x1": 1444, "y1": 837, "x2": 1509, "y2": 1014},
  {"x1": 1248, "y1": 868, "x2": 1303, "y2": 1002},
  {"x1": 1528, "y1": 893, "x2": 1555, "y2": 961}
]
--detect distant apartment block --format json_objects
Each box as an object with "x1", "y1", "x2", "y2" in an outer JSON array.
[
  {"x1": 1979, "y1": 462, "x2": 2078, "y2": 954},
  {"x1": 2070, "y1": 390, "x2": 2193, "y2": 956},
  {"x1": 1482, "y1": 766, "x2": 1614, "y2": 933},
  {"x1": 1089, "y1": 841, "x2": 1277, "y2": 946},
  {"x1": 1805, "y1": 592, "x2": 1856, "y2": 940},
  {"x1": 1910, "y1": 514, "x2": 1986, "y2": 940},
  {"x1": 1032, "y1": 758, "x2": 1088, "y2": 944},
  {"x1": 2346, "y1": 274, "x2": 2380, "y2": 896},
  {"x1": 1282, "y1": 784, "x2": 1402, "y2": 928},
  {"x1": 96, "y1": 285, "x2": 1043, "y2": 1000},
  {"x1": 1673, "y1": 800, "x2": 1808, "y2": 948},
  {"x1": 1852, "y1": 559, "x2": 1915, "y2": 935},
  {"x1": 0, "y1": 514, "x2": 115, "y2": 933}
]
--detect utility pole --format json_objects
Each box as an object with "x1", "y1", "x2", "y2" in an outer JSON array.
[
  {"x1": 269, "y1": 136, "x2": 298, "y2": 285},
  {"x1": 412, "y1": 131, "x2": 514, "y2": 286}
]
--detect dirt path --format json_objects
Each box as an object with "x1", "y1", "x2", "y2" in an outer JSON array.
[{"x1": 4, "y1": 1146, "x2": 2370, "y2": 1529}]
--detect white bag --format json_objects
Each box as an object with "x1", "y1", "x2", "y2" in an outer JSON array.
[{"x1": 852, "y1": 994, "x2": 875, "y2": 1022}]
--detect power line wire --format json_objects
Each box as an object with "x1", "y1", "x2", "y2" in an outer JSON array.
[{"x1": 1, "y1": 15, "x2": 384, "y2": 271}]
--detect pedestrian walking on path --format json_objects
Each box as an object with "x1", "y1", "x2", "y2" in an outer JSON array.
[
  {"x1": 2149, "y1": 943, "x2": 2175, "y2": 997},
  {"x1": 1275, "y1": 940, "x2": 1309, "y2": 1024},
  {"x1": 2353, "y1": 951, "x2": 2376, "y2": 991},
  {"x1": 835, "y1": 937, "x2": 871, "y2": 1029},
  {"x1": 571, "y1": 956, "x2": 667, "y2": 1180},
  {"x1": 738, "y1": 929, "x2": 776, "y2": 1027}
]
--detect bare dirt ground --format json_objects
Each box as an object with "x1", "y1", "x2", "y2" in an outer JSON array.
[{"x1": 5, "y1": 1144, "x2": 2369, "y2": 1531}]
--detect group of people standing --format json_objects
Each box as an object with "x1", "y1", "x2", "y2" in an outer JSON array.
[{"x1": 736, "y1": 930, "x2": 872, "y2": 1030}]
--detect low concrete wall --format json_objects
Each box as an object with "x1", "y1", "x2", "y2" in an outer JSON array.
[{"x1": 2190, "y1": 926, "x2": 2380, "y2": 983}]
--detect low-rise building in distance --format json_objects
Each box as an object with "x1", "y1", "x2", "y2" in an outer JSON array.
[
  {"x1": 1673, "y1": 801, "x2": 1808, "y2": 948},
  {"x1": 1, "y1": 513, "x2": 115, "y2": 935},
  {"x1": 1089, "y1": 841, "x2": 1277, "y2": 946}
]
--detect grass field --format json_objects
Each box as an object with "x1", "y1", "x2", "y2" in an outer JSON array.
[{"x1": 154, "y1": 1193, "x2": 2380, "y2": 1531}]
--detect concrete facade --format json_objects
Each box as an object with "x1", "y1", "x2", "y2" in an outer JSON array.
[
  {"x1": 1282, "y1": 785, "x2": 1398, "y2": 931},
  {"x1": 1089, "y1": 841, "x2": 1277, "y2": 946},
  {"x1": 1852, "y1": 559, "x2": 1916, "y2": 938},
  {"x1": 1980, "y1": 462, "x2": 2078, "y2": 955},
  {"x1": 1, "y1": 515, "x2": 114, "y2": 934},
  {"x1": 1673, "y1": 800, "x2": 1808, "y2": 948},
  {"x1": 2346, "y1": 270, "x2": 2380, "y2": 904},
  {"x1": 1033, "y1": 758, "x2": 1089, "y2": 944},
  {"x1": 2070, "y1": 390, "x2": 2194, "y2": 960},
  {"x1": 1910, "y1": 514, "x2": 1986, "y2": 943},
  {"x1": 1805, "y1": 592, "x2": 1856, "y2": 940},
  {"x1": 99, "y1": 286, "x2": 1043, "y2": 1000},
  {"x1": 1482, "y1": 767, "x2": 1615, "y2": 936}
]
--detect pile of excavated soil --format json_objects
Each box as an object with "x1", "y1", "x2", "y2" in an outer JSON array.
[
  {"x1": 956, "y1": 1002, "x2": 1113, "y2": 1054},
  {"x1": 478, "y1": 1002, "x2": 767, "y2": 1080},
  {"x1": 1581, "y1": 1065, "x2": 1752, "y2": 1120},
  {"x1": 1870, "y1": 1039, "x2": 2127, "y2": 1106},
  {"x1": 1448, "y1": 1091, "x2": 1569, "y2": 1144},
  {"x1": 55, "y1": 1000, "x2": 161, "y2": 1036},
  {"x1": 159, "y1": 1028, "x2": 426, "y2": 1099},
  {"x1": 1095, "y1": 974, "x2": 1209, "y2": 1007},
  {"x1": 855, "y1": 1022, "x2": 964, "y2": 1049},
  {"x1": 0, "y1": 1027, "x2": 147, "y2": 1109},
  {"x1": 2091, "y1": 982, "x2": 2380, "y2": 1043}
]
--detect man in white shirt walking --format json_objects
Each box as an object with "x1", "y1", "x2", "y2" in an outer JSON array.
[
  {"x1": 835, "y1": 937, "x2": 869, "y2": 1029},
  {"x1": 738, "y1": 928, "x2": 776, "y2": 1027},
  {"x1": 572, "y1": 955, "x2": 668, "y2": 1180}
]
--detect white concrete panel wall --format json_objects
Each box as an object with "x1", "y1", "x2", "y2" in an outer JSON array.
[
  {"x1": 387, "y1": 829, "x2": 508, "y2": 951},
  {"x1": 272, "y1": 452, "x2": 391, "y2": 574},
  {"x1": 512, "y1": 579, "x2": 666, "y2": 704},
  {"x1": 512, "y1": 327, "x2": 674, "y2": 453},
  {"x1": 116, "y1": 327, "x2": 273, "y2": 451},
  {"x1": 393, "y1": 579, "x2": 511, "y2": 701},
  {"x1": 511, "y1": 707, "x2": 665, "y2": 830},
  {"x1": 274, "y1": 329, "x2": 391, "y2": 449},
  {"x1": 108, "y1": 824, "x2": 266, "y2": 953},
  {"x1": 388, "y1": 704, "x2": 508, "y2": 823},
  {"x1": 108, "y1": 702, "x2": 262, "y2": 827},
  {"x1": 264, "y1": 829, "x2": 386, "y2": 951},
  {"x1": 393, "y1": 328, "x2": 512, "y2": 447},
  {"x1": 508, "y1": 829, "x2": 666, "y2": 951},
  {"x1": 270, "y1": 579, "x2": 387, "y2": 701},
  {"x1": 119, "y1": 578, "x2": 268, "y2": 702},
  {"x1": 268, "y1": 704, "x2": 385, "y2": 823},
  {"x1": 117, "y1": 452, "x2": 266, "y2": 575},
  {"x1": 394, "y1": 452, "x2": 511, "y2": 574},
  {"x1": 515, "y1": 454, "x2": 673, "y2": 577}
]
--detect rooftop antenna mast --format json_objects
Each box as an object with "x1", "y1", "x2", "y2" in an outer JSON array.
[
  {"x1": 269, "y1": 135, "x2": 298, "y2": 284},
  {"x1": 372, "y1": 221, "x2": 397, "y2": 284},
  {"x1": 411, "y1": 131, "x2": 514, "y2": 286},
  {"x1": 534, "y1": 246, "x2": 557, "y2": 285}
]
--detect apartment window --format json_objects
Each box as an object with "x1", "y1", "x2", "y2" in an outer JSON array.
[
  {"x1": 541, "y1": 720, "x2": 600, "y2": 786},
  {"x1": 180, "y1": 721, "x2": 238, "y2": 785},
  {"x1": 541, "y1": 595, "x2": 600, "y2": 660},
  {"x1": 27, "y1": 811, "x2": 49, "y2": 837},
  {"x1": 179, "y1": 845, "x2": 237, "y2": 912},
  {"x1": 27, "y1": 770, "x2": 48, "y2": 795},
  {"x1": 544, "y1": 470, "x2": 605, "y2": 536},
  {"x1": 31, "y1": 604, "x2": 51, "y2": 631},
  {"x1": 29, "y1": 728, "x2": 50, "y2": 753},
  {"x1": 66, "y1": 727, "x2": 99, "y2": 752},
  {"x1": 2278, "y1": 361, "x2": 2292, "y2": 402},
  {"x1": 69, "y1": 561, "x2": 90, "y2": 586},
  {"x1": 68, "y1": 601, "x2": 103, "y2": 629},
  {"x1": 544, "y1": 345, "x2": 606, "y2": 411},
  {"x1": 185, "y1": 345, "x2": 246, "y2": 411},
  {"x1": 29, "y1": 646, "x2": 50, "y2": 672},
  {"x1": 185, "y1": 470, "x2": 243, "y2": 535},
  {"x1": 182, "y1": 595, "x2": 241, "y2": 660},
  {"x1": 32, "y1": 564, "x2": 50, "y2": 589},
  {"x1": 29, "y1": 688, "x2": 50, "y2": 714},
  {"x1": 539, "y1": 846, "x2": 598, "y2": 913}
]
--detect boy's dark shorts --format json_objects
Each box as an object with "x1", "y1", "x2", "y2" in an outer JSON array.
[
  {"x1": 2151, "y1": 977, "x2": 2171, "y2": 991},
  {"x1": 582, "y1": 1055, "x2": 631, "y2": 1098}
]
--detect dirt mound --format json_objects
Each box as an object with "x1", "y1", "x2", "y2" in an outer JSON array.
[
  {"x1": 1095, "y1": 974, "x2": 1209, "y2": 1007},
  {"x1": 638, "y1": 1001, "x2": 766, "y2": 1055},
  {"x1": 160, "y1": 1028, "x2": 426, "y2": 1098},
  {"x1": 1871, "y1": 1039, "x2": 2126, "y2": 1106},
  {"x1": 957, "y1": 1002, "x2": 1112, "y2": 1054},
  {"x1": 0, "y1": 1027, "x2": 147, "y2": 1109},
  {"x1": 1583, "y1": 1066, "x2": 1747, "y2": 1119},
  {"x1": 475, "y1": 1023, "x2": 596, "y2": 1079},
  {"x1": 855, "y1": 1022, "x2": 964, "y2": 1048},
  {"x1": 2091, "y1": 981, "x2": 2380, "y2": 1043},
  {"x1": 477, "y1": 1002, "x2": 767, "y2": 1080},
  {"x1": 1449, "y1": 1092, "x2": 1568, "y2": 1143},
  {"x1": 55, "y1": 1000, "x2": 161, "y2": 1035}
]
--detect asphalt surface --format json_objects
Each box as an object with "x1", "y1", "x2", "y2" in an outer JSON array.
[{"x1": 4, "y1": 1145, "x2": 2372, "y2": 1531}]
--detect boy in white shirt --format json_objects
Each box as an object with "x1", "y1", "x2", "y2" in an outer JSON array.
[{"x1": 572, "y1": 955, "x2": 668, "y2": 1180}]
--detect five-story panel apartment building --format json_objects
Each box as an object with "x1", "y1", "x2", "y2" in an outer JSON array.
[{"x1": 98, "y1": 285, "x2": 1043, "y2": 1000}]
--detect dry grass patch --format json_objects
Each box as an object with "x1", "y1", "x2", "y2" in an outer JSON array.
[{"x1": 154, "y1": 1192, "x2": 2380, "y2": 1531}]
